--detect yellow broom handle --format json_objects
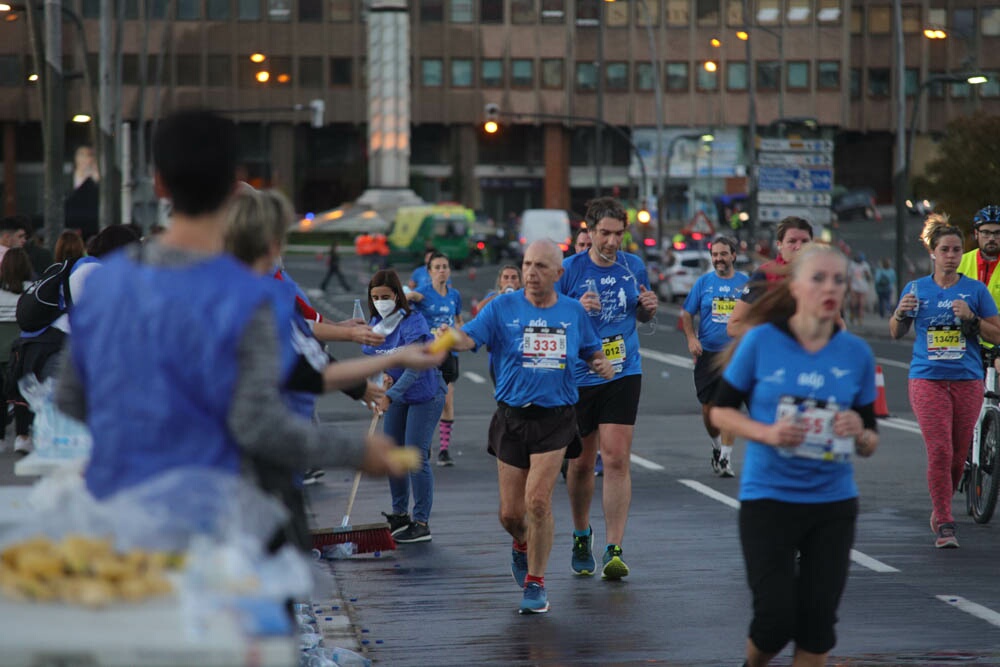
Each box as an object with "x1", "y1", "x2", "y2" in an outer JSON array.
[{"x1": 341, "y1": 410, "x2": 383, "y2": 526}]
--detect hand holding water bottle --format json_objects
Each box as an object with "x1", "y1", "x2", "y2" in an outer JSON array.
[
  {"x1": 581, "y1": 278, "x2": 602, "y2": 313},
  {"x1": 895, "y1": 285, "x2": 919, "y2": 320}
]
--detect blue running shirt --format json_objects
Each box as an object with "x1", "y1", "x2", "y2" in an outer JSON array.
[
  {"x1": 556, "y1": 251, "x2": 650, "y2": 386},
  {"x1": 414, "y1": 285, "x2": 463, "y2": 331},
  {"x1": 682, "y1": 271, "x2": 749, "y2": 352},
  {"x1": 462, "y1": 292, "x2": 602, "y2": 407},
  {"x1": 722, "y1": 322, "x2": 877, "y2": 504},
  {"x1": 901, "y1": 274, "x2": 997, "y2": 381}
]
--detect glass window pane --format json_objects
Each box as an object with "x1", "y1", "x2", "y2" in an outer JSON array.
[
  {"x1": 329, "y1": 0, "x2": 352, "y2": 21},
  {"x1": 512, "y1": 59, "x2": 534, "y2": 86},
  {"x1": 727, "y1": 61, "x2": 747, "y2": 90},
  {"x1": 512, "y1": 0, "x2": 535, "y2": 23},
  {"x1": 576, "y1": 62, "x2": 597, "y2": 91},
  {"x1": 542, "y1": 58, "x2": 564, "y2": 87},
  {"x1": 206, "y1": 55, "x2": 230, "y2": 86},
  {"x1": 451, "y1": 0, "x2": 473, "y2": 21},
  {"x1": 207, "y1": 0, "x2": 230, "y2": 19},
  {"x1": 238, "y1": 0, "x2": 260, "y2": 20},
  {"x1": 928, "y1": 7, "x2": 945, "y2": 26},
  {"x1": 482, "y1": 59, "x2": 503, "y2": 87},
  {"x1": 0, "y1": 56, "x2": 21, "y2": 87},
  {"x1": 299, "y1": 56, "x2": 322, "y2": 87},
  {"x1": 980, "y1": 72, "x2": 1000, "y2": 97},
  {"x1": 951, "y1": 80, "x2": 970, "y2": 98},
  {"x1": 451, "y1": 58, "x2": 473, "y2": 87},
  {"x1": 757, "y1": 61, "x2": 779, "y2": 90},
  {"x1": 849, "y1": 6, "x2": 862, "y2": 33},
  {"x1": 607, "y1": 1, "x2": 628, "y2": 26},
  {"x1": 697, "y1": 63, "x2": 717, "y2": 90},
  {"x1": 421, "y1": 59, "x2": 442, "y2": 87},
  {"x1": 667, "y1": 0, "x2": 688, "y2": 26},
  {"x1": 636, "y1": 62, "x2": 655, "y2": 90},
  {"x1": 850, "y1": 67, "x2": 860, "y2": 98},
  {"x1": 331, "y1": 57, "x2": 353, "y2": 85},
  {"x1": 481, "y1": 0, "x2": 503, "y2": 22},
  {"x1": 606, "y1": 62, "x2": 628, "y2": 90},
  {"x1": 983, "y1": 7, "x2": 1000, "y2": 36},
  {"x1": 270, "y1": 56, "x2": 292, "y2": 85},
  {"x1": 300, "y1": 0, "x2": 322, "y2": 20},
  {"x1": 665, "y1": 62, "x2": 688, "y2": 91},
  {"x1": 82, "y1": 0, "x2": 100, "y2": 18},
  {"x1": 928, "y1": 71, "x2": 945, "y2": 98},
  {"x1": 787, "y1": 61, "x2": 808, "y2": 88},
  {"x1": 868, "y1": 67, "x2": 890, "y2": 96},
  {"x1": 177, "y1": 0, "x2": 200, "y2": 19},
  {"x1": 576, "y1": 0, "x2": 598, "y2": 25},
  {"x1": 953, "y1": 8, "x2": 975, "y2": 36},
  {"x1": 638, "y1": 0, "x2": 660, "y2": 26},
  {"x1": 697, "y1": 0, "x2": 719, "y2": 26},
  {"x1": 786, "y1": 0, "x2": 809, "y2": 25},
  {"x1": 905, "y1": 68, "x2": 919, "y2": 96},
  {"x1": 176, "y1": 54, "x2": 200, "y2": 84},
  {"x1": 817, "y1": 0, "x2": 840, "y2": 23},
  {"x1": 541, "y1": 0, "x2": 565, "y2": 23},
  {"x1": 151, "y1": 0, "x2": 169, "y2": 19},
  {"x1": 901, "y1": 5, "x2": 920, "y2": 33},
  {"x1": 757, "y1": 0, "x2": 779, "y2": 25},
  {"x1": 817, "y1": 60, "x2": 839, "y2": 89},
  {"x1": 421, "y1": 0, "x2": 443, "y2": 21},
  {"x1": 868, "y1": 6, "x2": 889, "y2": 33},
  {"x1": 726, "y1": 0, "x2": 741, "y2": 25},
  {"x1": 125, "y1": 0, "x2": 140, "y2": 19},
  {"x1": 267, "y1": 0, "x2": 291, "y2": 20}
]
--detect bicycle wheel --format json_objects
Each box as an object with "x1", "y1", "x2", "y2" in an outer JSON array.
[{"x1": 970, "y1": 407, "x2": 1000, "y2": 524}]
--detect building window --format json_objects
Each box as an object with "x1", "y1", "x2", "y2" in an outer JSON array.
[
  {"x1": 638, "y1": 0, "x2": 660, "y2": 26},
  {"x1": 124, "y1": 0, "x2": 140, "y2": 19},
  {"x1": 850, "y1": 67, "x2": 860, "y2": 98},
  {"x1": 576, "y1": 62, "x2": 597, "y2": 91},
  {"x1": 175, "y1": 54, "x2": 201, "y2": 85},
  {"x1": 0, "y1": 56, "x2": 21, "y2": 87},
  {"x1": 299, "y1": 56, "x2": 322, "y2": 87},
  {"x1": 607, "y1": 1, "x2": 629, "y2": 26},
  {"x1": 268, "y1": 56, "x2": 292, "y2": 85},
  {"x1": 267, "y1": 0, "x2": 291, "y2": 21},
  {"x1": 451, "y1": 58, "x2": 473, "y2": 87},
  {"x1": 331, "y1": 57, "x2": 353, "y2": 86},
  {"x1": 606, "y1": 62, "x2": 628, "y2": 90},
  {"x1": 576, "y1": 0, "x2": 599, "y2": 25},
  {"x1": 122, "y1": 54, "x2": 139, "y2": 85},
  {"x1": 980, "y1": 72, "x2": 1000, "y2": 97},
  {"x1": 954, "y1": 8, "x2": 975, "y2": 37},
  {"x1": 512, "y1": 59, "x2": 534, "y2": 87},
  {"x1": 541, "y1": 0, "x2": 565, "y2": 23},
  {"x1": 868, "y1": 67, "x2": 890, "y2": 96},
  {"x1": 901, "y1": 5, "x2": 920, "y2": 33},
  {"x1": 481, "y1": 0, "x2": 503, "y2": 22},
  {"x1": 757, "y1": 61, "x2": 779, "y2": 90},
  {"x1": 81, "y1": 0, "x2": 99, "y2": 18},
  {"x1": 849, "y1": 6, "x2": 862, "y2": 33},
  {"x1": 666, "y1": 0, "x2": 688, "y2": 25},
  {"x1": 928, "y1": 71, "x2": 945, "y2": 98},
  {"x1": 238, "y1": 0, "x2": 260, "y2": 20},
  {"x1": 151, "y1": 0, "x2": 169, "y2": 19},
  {"x1": 951, "y1": 80, "x2": 971, "y2": 98},
  {"x1": 482, "y1": 59, "x2": 503, "y2": 87},
  {"x1": 207, "y1": 0, "x2": 230, "y2": 19},
  {"x1": 329, "y1": 0, "x2": 352, "y2": 21},
  {"x1": 421, "y1": 0, "x2": 443, "y2": 21},
  {"x1": 451, "y1": 0, "x2": 473, "y2": 21},
  {"x1": 983, "y1": 7, "x2": 1000, "y2": 35},
  {"x1": 177, "y1": 0, "x2": 201, "y2": 19},
  {"x1": 725, "y1": 0, "x2": 741, "y2": 25},
  {"x1": 636, "y1": 62, "x2": 655, "y2": 90},
  {"x1": 928, "y1": 7, "x2": 945, "y2": 27},
  {"x1": 786, "y1": 61, "x2": 808, "y2": 89},
  {"x1": 817, "y1": 0, "x2": 840, "y2": 23},
  {"x1": 697, "y1": 63, "x2": 718, "y2": 90},
  {"x1": 206, "y1": 55, "x2": 231, "y2": 86},
  {"x1": 300, "y1": 0, "x2": 322, "y2": 20},
  {"x1": 868, "y1": 6, "x2": 890, "y2": 33},
  {"x1": 727, "y1": 61, "x2": 747, "y2": 90},
  {"x1": 697, "y1": 0, "x2": 719, "y2": 25},
  {"x1": 542, "y1": 58, "x2": 564, "y2": 87},
  {"x1": 756, "y1": 0, "x2": 779, "y2": 25},
  {"x1": 817, "y1": 60, "x2": 840, "y2": 90},
  {"x1": 665, "y1": 62, "x2": 688, "y2": 91},
  {"x1": 421, "y1": 59, "x2": 443, "y2": 87},
  {"x1": 786, "y1": 0, "x2": 809, "y2": 24},
  {"x1": 905, "y1": 68, "x2": 919, "y2": 96},
  {"x1": 512, "y1": 0, "x2": 536, "y2": 23}
]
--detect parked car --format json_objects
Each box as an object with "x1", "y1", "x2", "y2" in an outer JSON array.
[
  {"x1": 650, "y1": 249, "x2": 712, "y2": 302},
  {"x1": 515, "y1": 209, "x2": 573, "y2": 257},
  {"x1": 832, "y1": 188, "x2": 878, "y2": 221}
]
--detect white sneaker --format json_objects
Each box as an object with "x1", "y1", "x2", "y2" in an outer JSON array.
[
  {"x1": 718, "y1": 456, "x2": 735, "y2": 478},
  {"x1": 13, "y1": 436, "x2": 32, "y2": 456}
]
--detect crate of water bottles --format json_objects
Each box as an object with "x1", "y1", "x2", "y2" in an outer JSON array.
[
  {"x1": 295, "y1": 602, "x2": 371, "y2": 667},
  {"x1": 18, "y1": 375, "x2": 92, "y2": 461}
]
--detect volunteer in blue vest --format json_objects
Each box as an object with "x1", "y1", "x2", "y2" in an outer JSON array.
[
  {"x1": 957, "y1": 205, "x2": 1000, "y2": 372},
  {"x1": 556, "y1": 196, "x2": 657, "y2": 581},
  {"x1": 447, "y1": 239, "x2": 612, "y2": 614},
  {"x1": 710, "y1": 243, "x2": 880, "y2": 667},
  {"x1": 54, "y1": 109, "x2": 445, "y2": 502},
  {"x1": 362, "y1": 269, "x2": 447, "y2": 545},
  {"x1": 891, "y1": 215, "x2": 1000, "y2": 549},
  {"x1": 408, "y1": 252, "x2": 463, "y2": 467},
  {"x1": 680, "y1": 234, "x2": 749, "y2": 478}
]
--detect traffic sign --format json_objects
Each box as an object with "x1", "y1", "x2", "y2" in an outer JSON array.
[
  {"x1": 758, "y1": 206, "x2": 832, "y2": 225},
  {"x1": 757, "y1": 138, "x2": 834, "y2": 153},
  {"x1": 758, "y1": 167, "x2": 833, "y2": 192},
  {"x1": 757, "y1": 152, "x2": 833, "y2": 168},
  {"x1": 758, "y1": 190, "x2": 832, "y2": 206}
]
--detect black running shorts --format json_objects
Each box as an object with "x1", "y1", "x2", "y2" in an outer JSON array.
[
  {"x1": 693, "y1": 349, "x2": 724, "y2": 405},
  {"x1": 440, "y1": 353, "x2": 460, "y2": 384},
  {"x1": 575, "y1": 374, "x2": 642, "y2": 437},
  {"x1": 488, "y1": 403, "x2": 581, "y2": 470}
]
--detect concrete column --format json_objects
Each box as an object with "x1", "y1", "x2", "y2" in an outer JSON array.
[
  {"x1": 543, "y1": 124, "x2": 570, "y2": 211},
  {"x1": 3, "y1": 123, "x2": 15, "y2": 216},
  {"x1": 269, "y1": 123, "x2": 296, "y2": 193},
  {"x1": 454, "y1": 125, "x2": 479, "y2": 209}
]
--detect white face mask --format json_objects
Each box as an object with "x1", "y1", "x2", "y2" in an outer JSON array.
[{"x1": 373, "y1": 300, "x2": 397, "y2": 318}]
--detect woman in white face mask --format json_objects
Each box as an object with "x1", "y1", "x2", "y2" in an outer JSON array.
[{"x1": 362, "y1": 270, "x2": 448, "y2": 544}]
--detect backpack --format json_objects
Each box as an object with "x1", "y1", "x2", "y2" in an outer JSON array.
[
  {"x1": 875, "y1": 271, "x2": 890, "y2": 292},
  {"x1": 16, "y1": 259, "x2": 77, "y2": 333}
]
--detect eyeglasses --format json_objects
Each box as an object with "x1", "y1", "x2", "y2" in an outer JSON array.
[{"x1": 978, "y1": 229, "x2": 1000, "y2": 239}]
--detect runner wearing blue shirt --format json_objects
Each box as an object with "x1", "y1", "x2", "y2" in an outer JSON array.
[
  {"x1": 680, "y1": 235, "x2": 748, "y2": 477},
  {"x1": 450, "y1": 240, "x2": 613, "y2": 615},
  {"x1": 409, "y1": 252, "x2": 463, "y2": 466},
  {"x1": 890, "y1": 216, "x2": 1000, "y2": 549},
  {"x1": 711, "y1": 244, "x2": 879, "y2": 667},
  {"x1": 555, "y1": 197, "x2": 657, "y2": 581}
]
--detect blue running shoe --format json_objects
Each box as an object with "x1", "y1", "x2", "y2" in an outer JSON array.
[
  {"x1": 594, "y1": 452, "x2": 604, "y2": 477},
  {"x1": 601, "y1": 545, "x2": 630, "y2": 580},
  {"x1": 571, "y1": 527, "x2": 596, "y2": 576},
  {"x1": 511, "y1": 547, "x2": 528, "y2": 587},
  {"x1": 519, "y1": 582, "x2": 549, "y2": 614}
]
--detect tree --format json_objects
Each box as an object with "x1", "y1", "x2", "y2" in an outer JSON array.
[{"x1": 923, "y1": 113, "x2": 1000, "y2": 244}]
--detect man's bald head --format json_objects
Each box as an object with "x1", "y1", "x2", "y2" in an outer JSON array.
[
  {"x1": 524, "y1": 239, "x2": 563, "y2": 266},
  {"x1": 521, "y1": 239, "x2": 565, "y2": 301}
]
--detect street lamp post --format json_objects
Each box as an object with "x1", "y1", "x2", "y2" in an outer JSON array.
[{"x1": 657, "y1": 133, "x2": 710, "y2": 252}]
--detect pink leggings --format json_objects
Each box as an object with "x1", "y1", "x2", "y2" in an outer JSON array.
[{"x1": 909, "y1": 378, "x2": 982, "y2": 524}]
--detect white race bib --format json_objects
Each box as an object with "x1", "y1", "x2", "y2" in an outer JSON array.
[
  {"x1": 522, "y1": 326, "x2": 567, "y2": 370},
  {"x1": 775, "y1": 398, "x2": 853, "y2": 463}
]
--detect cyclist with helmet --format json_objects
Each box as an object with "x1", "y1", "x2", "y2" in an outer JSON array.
[{"x1": 958, "y1": 205, "x2": 1000, "y2": 369}]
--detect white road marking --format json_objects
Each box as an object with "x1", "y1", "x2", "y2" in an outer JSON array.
[
  {"x1": 678, "y1": 479, "x2": 900, "y2": 573},
  {"x1": 878, "y1": 417, "x2": 923, "y2": 435},
  {"x1": 875, "y1": 357, "x2": 910, "y2": 370},
  {"x1": 936, "y1": 595, "x2": 1000, "y2": 629},
  {"x1": 639, "y1": 349, "x2": 694, "y2": 369},
  {"x1": 630, "y1": 453, "x2": 665, "y2": 471},
  {"x1": 463, "y1": 371, "x2": 487, "y2": 384}
]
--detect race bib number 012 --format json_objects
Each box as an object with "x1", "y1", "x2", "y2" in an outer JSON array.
[
  {"x1": 601, "y1": 334, "x2": 625, "y2": 373},
  {"x1": 926, "y1": 325, "x2": 965, "y2": 361},
  {"x1": 522, "y1": 326, "x2": 567, "y2": 370}
]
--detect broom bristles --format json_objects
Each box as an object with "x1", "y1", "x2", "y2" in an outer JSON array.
[{"x1": 312, "y1": 522, "x2": 396, "y2": 554}]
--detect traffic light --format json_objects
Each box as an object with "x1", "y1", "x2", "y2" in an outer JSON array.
[
  {"x1": 637, "y1": 209, "x2": 651, "y2": 224},
  {"x1": 483, "y1": 103, "x2": 500, "y2": 134}
]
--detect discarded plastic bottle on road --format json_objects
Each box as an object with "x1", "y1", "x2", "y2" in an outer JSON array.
[
  {"x1": 371, "y1": 308, "x2": 405, "y2": 336},
  {"x1": 322, "y1": 542, "x2": 356, "y2": 560},
  {"x1": 352, "y1": 298, "x2": 365, "y2": 321}
]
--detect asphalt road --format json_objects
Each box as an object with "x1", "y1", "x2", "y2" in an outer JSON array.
[{"x1": 294, "y1": 253, "x2": 1000, "y2": 667}]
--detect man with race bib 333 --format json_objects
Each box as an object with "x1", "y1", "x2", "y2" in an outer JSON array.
[{"x1": 556, "y1": 197, "x2": 658, "y2": 580}]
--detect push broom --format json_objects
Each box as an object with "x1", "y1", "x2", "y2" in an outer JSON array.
[{"x1": 311, "y1": 329, "x2": 461, "y2": 554}]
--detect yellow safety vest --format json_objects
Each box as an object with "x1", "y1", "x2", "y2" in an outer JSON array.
[{"x1": 957, "y1": 249, "x2": 1000, "y2": 348}]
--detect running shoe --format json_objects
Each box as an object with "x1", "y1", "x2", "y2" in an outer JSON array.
[
  {"x1": 711, "y1": 448, "x2": 722, "y2": 475},
  {"x1": 381, "y1": 511, "x2": 411, "y2": 535},
  {"x1": 594, "y1": 452, "x2": 604, "y2": 477},
  {"x1": 13, "y1": 436, "x2": 32, "y2": 457},
  {"x1": 394, "y1": 522, "x2": 432, "y2": 544},
  {"x1": 935, "y1": 523, "x2": 959, "y2": 549},
  {"x1": 719, "y1": 457, "x2": 735, "y2": 478},
  {"x1": 601, "y1": 545, "x2": 630, "y2": 580},
  {"x1": 437, "y1": 449, "x2": 454, "y2": 467},
  {"x1": 302, "y1": 468, "x2": 325, "y2": 485},
  {"x1": 929, "y1": 511, "x2": 938, "y2": 535},
  {"x1": 511, "y1": 546, "x2": 528, "y2": 587},
  {"x1": 519, "y1": 582, "x2": 549, "y2": 614},
  {"x1": 571, "y1": 527, "x2": 596, "y2": 576}
]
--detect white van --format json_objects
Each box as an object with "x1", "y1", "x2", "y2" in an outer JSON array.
[{"x1": 517, "y1": 209, "x2": 573, "y2": 257}]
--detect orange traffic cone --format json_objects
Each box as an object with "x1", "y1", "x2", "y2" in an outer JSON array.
[{"x1": 874, "y1": 365, "x2": 890, "y2": 418}]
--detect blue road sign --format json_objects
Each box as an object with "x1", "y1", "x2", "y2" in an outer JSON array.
[{"x1": 758, "y1": 167, "x2": 833, "y2": 192}]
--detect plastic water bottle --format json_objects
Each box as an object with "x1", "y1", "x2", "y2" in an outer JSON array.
[
  {"x1": 584, "y1": 278, "x2": 599, "y2": 296},
  {"x1": 907, "y1": 283, "x2": 919, "y2": 318},
  {"x1": 826, "y1": 396, "x2": 853, "y2": 462},
  {"x1": 371, "y1": 308, "x2": 405, "y2": 336},
  {"x1": 352, "y1": 298, "x2": 365, "y2": 321},
  {"x1": 503, "y1": 286, "x2": 515, "y2": 294}
]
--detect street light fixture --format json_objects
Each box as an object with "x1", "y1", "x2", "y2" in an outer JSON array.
[{"x1": 657, "y1": 133, "x2": 712, "y2": 253}]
